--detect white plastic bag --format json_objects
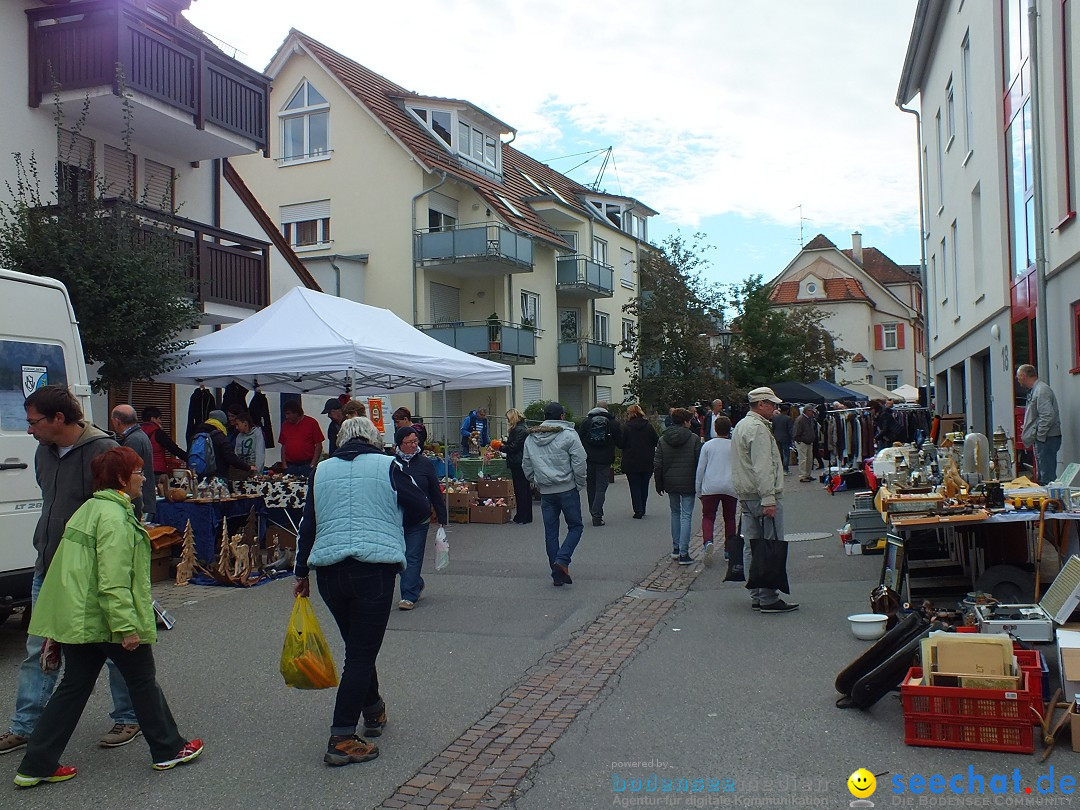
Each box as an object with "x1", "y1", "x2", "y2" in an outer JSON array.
[{"x1": 434, "y1": 527, "x2": 449, "y2": 571}]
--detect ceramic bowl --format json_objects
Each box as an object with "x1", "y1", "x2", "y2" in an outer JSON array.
[{"x1": 847, "y1": 613, "x2": 889, "y2": 641}]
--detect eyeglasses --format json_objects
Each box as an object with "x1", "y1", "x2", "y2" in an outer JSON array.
[
  {"x1": 132, "y1": 470, "x2": 145, "y2": 478},
  {"x1": 26, "y1": 415, "x2": 49, "y2": 426}
]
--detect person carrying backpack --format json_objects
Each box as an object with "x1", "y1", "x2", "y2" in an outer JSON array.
[
  {"x1": 576, "y1": 402, "x2": 623, "y2": 527},
  {"x1": 188, "y1": 410, "x2": 255, "y2": 480}
]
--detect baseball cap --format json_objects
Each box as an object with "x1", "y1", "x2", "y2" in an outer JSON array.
[
  {"x1": 543, "y1": 401, "x2": 566, "y2": 420},
  {"x1": 747, "y1": 386, "x2": 782, "y2": 404},
  {"x1": 321, "y1": 398, "x2": 343, "y2": 414}
]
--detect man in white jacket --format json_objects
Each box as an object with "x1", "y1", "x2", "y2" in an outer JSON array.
[{"x1": 730, "y1": 387, "x2": 798, "y2": 614}]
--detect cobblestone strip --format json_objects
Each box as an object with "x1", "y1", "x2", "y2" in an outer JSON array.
[{"x1": 377, "y1": 536, "x2": 711, "y2": 809}]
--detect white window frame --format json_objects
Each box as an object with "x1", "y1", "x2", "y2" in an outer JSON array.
[
  {"x1": 620, "y1": 247, "x2": 635, "y2": 289},
  {"x1": 884, "y1": 373, "x2": 901, "y2": 390},
  {"x1": 520, "y1": 290, "x2": 540, "y2": 331},
  {"x1": 280, "y1": 80, "x2": 331, "y2": 165},
  {"x1": 945, "y1": 78, "x2": 956, "y2": 150},
  {"x1": 594, "y1": 311, "x2": 610, "y2": 344},
  {"x1": 281, "y1": 200, "x2": 332, "y2": 251},
  {"x1": 935, "y1": 109, "x2": 944, "y2": 211},
  {"x1": 882, "y1": 323, "x2": 899, "y2": 351},
  {"x1": 962, "y1": 33, "x2": 974, "y2": 156},
  {"x1": 407, "y1": 106, "x2": 502, "y2": 174},
  {"x1": 621, "y1": 318, "x2": 635, "y2": 356},
  {"x1": 593, "y1": 237, "x2": 608, "y2": 266}
]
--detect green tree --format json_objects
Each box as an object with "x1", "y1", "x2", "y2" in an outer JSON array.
[
  {"x1": 0, "y1": 95, "x2": 200, "y2": 392},
  {"x1": 622, "y1": 233, "x2": 723, "y2": 409}
]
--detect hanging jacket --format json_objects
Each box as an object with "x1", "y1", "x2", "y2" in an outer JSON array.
[
  {"x1": 186, "y1": 388, "x2": 217, "y2": 443},
  {"x1": 29, "y1": 489, "x2": 156, "y2": 645},
  {"x1": 247, "y1": 390, "x2": 275, "y2": 449}
]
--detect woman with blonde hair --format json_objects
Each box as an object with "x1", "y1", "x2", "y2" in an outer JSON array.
[
  {"x1": 620, "y1": 404, "x2": 659, "y2": 519},
  {"x1": 503, "y1": 408, "x2": 532, "y2": 524}
]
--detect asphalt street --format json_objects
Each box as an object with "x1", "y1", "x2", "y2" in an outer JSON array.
[{"x1": 0, "y1": 477, "x2": 1070, "y2": 809}]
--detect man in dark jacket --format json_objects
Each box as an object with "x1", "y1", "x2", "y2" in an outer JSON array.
[
  {"x1": 576, "y1": 402, "x2": 623, "y2": 526},
  {"x1": 621, "y1": 405, "x2": 659, "y2": 519},
  {"x1": 771, "y1": 404, "x2": 795, "y2": 475},
  {"x1": 2, "y1": 386, "x2": 139, "y2": 755},
  {"x1": 111, "y1": 404, "x2": 155, "y2": 520},
  {"x1": 654, "y1": 408, "x2": 701, "y2": 565},
  {"x1": 792, "y1": 405, "x2": 817, "y2": 482}
]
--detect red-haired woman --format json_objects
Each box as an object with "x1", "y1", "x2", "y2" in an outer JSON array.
[{"x1": 13, "y1": 446, "x2": 202, "y2": 789}]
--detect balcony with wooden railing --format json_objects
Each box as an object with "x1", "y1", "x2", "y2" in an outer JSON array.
[{"x1": 27, "y1": 1, "x2": 269, "y2": 160}]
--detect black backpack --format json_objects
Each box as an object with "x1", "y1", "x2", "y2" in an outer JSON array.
[{"x1": 584, "y1": 415, "x2": 609, "y2": 447}]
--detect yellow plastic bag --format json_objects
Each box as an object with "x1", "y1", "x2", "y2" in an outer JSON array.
[{"x1": 280, "y1": 596, "x2": 339, "y2": 690}]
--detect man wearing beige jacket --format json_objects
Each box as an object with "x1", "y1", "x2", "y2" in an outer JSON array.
[{"x1": 730, "y1": 387, "x2": 798, "y2": 614}]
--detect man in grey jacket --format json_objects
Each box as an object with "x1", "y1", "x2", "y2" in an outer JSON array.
[
  {"x1": 111, "y1": 404, "x2": 156, "y2": 520},
  {"x1": 1017, "y1": 364, "x2": 1062, "y2": 484},
  {"x1": 1, "y1": 386, "x2": 140, "y2": 756},
  {"x1": 731, "y1": 387, "x2": 798, "y2": 614},
  {"x1": 523, "y1": 402, "x2": 587, "y2": 586}
]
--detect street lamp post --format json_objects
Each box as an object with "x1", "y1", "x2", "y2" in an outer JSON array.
[{"x1": 716, "y1": 326, "x2": 733, "y2": 399}]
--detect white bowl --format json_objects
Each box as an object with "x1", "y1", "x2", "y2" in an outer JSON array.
[{"x1": 847, "y1": 613, "x2": 889, "y2": 641}]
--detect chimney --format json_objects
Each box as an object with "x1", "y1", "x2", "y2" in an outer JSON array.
[{"x1": 851, "y1": 231, "x2": 863, "y2": 264}]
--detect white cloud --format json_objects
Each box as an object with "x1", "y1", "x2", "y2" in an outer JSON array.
[{"x1": 186, "y1": 0, "x2": 919, "y2": 232}]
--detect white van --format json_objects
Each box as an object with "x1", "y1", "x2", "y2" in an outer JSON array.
[{"x1": 0, "y1": 269, "x2": 93, "y2": 624}]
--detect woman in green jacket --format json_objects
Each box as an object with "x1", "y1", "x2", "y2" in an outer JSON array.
[{"x1": 14, "y1": 446, "x2": 202, "y2": 789}]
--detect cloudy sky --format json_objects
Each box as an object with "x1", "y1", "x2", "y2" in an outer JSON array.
[{"x1": 187, "y1": 0, "x2": 921, "y2": 287}]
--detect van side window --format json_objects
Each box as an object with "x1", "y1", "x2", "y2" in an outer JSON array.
[{"x1": 0, "y1": 340, "x2": 68, "y2": 431}]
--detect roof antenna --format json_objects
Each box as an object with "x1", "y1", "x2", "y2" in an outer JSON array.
[
  {"x1": 590, "y1": 146, "x2": 613, "y2": 192},
  {"x1": 792, "y1": 203, "x2": 811, "y2": 247}
]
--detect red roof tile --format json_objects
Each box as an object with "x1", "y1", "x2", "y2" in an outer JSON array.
[
  {"x1": 803, "y1": 234, "x2": 836, "y2": 250},
  {"x1": 841, "y1": 246, "x2": 919, "y2": 285},
  {"x1": 769, "y1": 278, "x2": 871, "y2": 305},
  {"x1": 851, "y1": 352, "x2": 867, "y2": 363},
  {"x1": 289, "y1": 31, "x2": 650, "y2": 249}
]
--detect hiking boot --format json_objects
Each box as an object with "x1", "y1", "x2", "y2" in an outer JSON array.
[
  {"x1": 324, "y1": 735, "x2": 378, "y2": 766},
  {"x1": 362, "y1": 700, "x2": 387, "y2": 738},
  {"x1": 678, "y1": 553, "x2": 693, "y2": 566},
  {"x1": 0, "y1": 732, "x2": 29, "y2": 755},
  {"x1": 703, "y1": 542, "x2": 715, "y2": 567},
  {"x1": 759, "y1": 600, "x2": 800, "y2": 614},
  {"x1": 552, "y1": 563, "x2": 572, "y2": 585},
  {"x1": 99, "y1": 723, "x2": 141, "y2": 748},
  {"x1": 397, "y1": 600, "x2": 415, "y2": 611},
  {"x1": 152, "y1": 739, "x2": 203, "y2": 770},
  {"x1": 13, "y1": 765, "x2": 77, "y2": 788}
]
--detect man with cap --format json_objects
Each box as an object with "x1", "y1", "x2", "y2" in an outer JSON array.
[
  {"x1": 322, "y1": 398, "x2": 346, "y2": 454},
  {"x1": 522, "y1": 402, "x2": 587, "y2": 586},
  {"x1": 730, "y1": 387, "x2": 798, "y2": 613}
]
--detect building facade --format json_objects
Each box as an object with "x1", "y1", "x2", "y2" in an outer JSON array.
[
  {"x1": 768, "y1": 232, "x2": 926, "y2": 390},
  {"x1": 2, "y1": 0, "x2": 320, "y2": 458},
  {"x1": 898, "y1": 0, "x2": 1079, "y2": 474},
  {"x1": 232, "y1": 30, "x2": 656, "y2": 438}
]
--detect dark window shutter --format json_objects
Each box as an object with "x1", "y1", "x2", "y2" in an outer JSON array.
[
  {"x1": 897, "y1": 324, "x2": 906, "y2": 350},
  {"x1": 874, "y1": 325, "x2": 884, "y2": 351}
]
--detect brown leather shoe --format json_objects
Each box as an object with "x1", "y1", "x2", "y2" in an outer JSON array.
[
  {"x1": 0, "y1": 732, "x2": 29, "y2": 755},
  {"x1": 324, "y1": 735, "x2": 379, "y2": 766}
]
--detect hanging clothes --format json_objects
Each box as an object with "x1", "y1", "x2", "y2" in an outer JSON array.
[
  {"x1": 247, "y1": 389, "x2": 275, "y2": 449},
  {"x1": 186, "y1": 387, "x2": 217, "y2": 442},
  {"x1": 222, "y1": 381, "x2": 249, "y2": 413}
]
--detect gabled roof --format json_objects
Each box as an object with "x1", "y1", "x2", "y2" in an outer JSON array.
[
  {"x1": 769, "y1": 278, "x2": 872, "y2": 305},
  {"x1": 803, "y1": 234, "x2": 837, "y2": 251},
  {"x1": 841, "y1": 247, "x2": 920, "y2": 285},
  {"x1": 852, "y1": 353, "x2": 867, "y2": 363},
  {"x1": 272, "y1": 31, "x2": 656, "y2": 250}
]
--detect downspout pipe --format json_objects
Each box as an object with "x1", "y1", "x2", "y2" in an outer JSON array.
[
  {"x1": 1028, "y1": 0, "x2": 1050, "y2": 383},
  {"x1": 896, "y1": 101, "x2": 932, "y2": 404}
]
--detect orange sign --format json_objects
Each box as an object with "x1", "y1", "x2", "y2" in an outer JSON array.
[{"x1": 368, "y1": 398, "x2": 385, "y2": 433}]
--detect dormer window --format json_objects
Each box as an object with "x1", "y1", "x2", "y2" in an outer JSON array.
[
  {"x1": 586, "y1": 197, "x2": 647, "y2": 239},
  {"x1": 280, "y1": 80, "x2": 330, "y2": 163},
  {"x1": 800, "y1": 277, "x2": 823, "y2": 298},
  {"x1": 408, "y1": 106, "x2": 501, "y2": 174}
]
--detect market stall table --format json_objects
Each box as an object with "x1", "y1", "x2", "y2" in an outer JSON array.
[
  {"x1": 155, "y1": 495, "x2": 266, "y2": 561},
  {"x1": 234, "y1": 477, "x2": 307, "y2": 536}
]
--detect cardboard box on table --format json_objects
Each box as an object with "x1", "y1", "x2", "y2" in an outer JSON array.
[
  {"x1": 1058, "y1": 632, "x2": 1080, "y2": 702},
  {"x1": 469, "y1": 503, "x2": 512, "y2": 524},
  {"x1": 476, "y1": 479, "x2": 515, "y2": 500}
]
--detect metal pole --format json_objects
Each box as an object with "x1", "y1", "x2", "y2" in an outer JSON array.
[
  {"x1": 896, "y1": 102, "x2": 931, "y2": 405},
  {"x1": 1028, "y1": 0, "x2": 1051, "y2": 383}
]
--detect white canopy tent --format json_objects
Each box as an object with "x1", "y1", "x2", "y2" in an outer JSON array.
[
  {"x1": 157, "y1": 286, "x2": 512, "y2": 394},
  {"x1": 889, "y1": 383, "x2": 921, "y2": 403},
  {"x1": 844, "y1": 382, "x2": 895, "y2": 401}
]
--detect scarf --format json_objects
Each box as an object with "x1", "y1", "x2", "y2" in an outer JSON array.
[{"x1": 396, "y1": 447, "x2": 421, "y2": 463}]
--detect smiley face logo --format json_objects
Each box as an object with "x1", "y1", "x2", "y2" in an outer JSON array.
[{"x1": 847, "y1": 768, "x2": 877, "y2": 798}]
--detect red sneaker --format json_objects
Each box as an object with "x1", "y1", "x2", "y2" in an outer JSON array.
[
  {"x1": 152, "y1": 739, "x2": 204, "y2": 771},
  {"x1": 14, "y1": 765, "x2": 78, "y2": 788}
]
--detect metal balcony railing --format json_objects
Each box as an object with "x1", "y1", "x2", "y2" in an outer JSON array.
[
  {"x1": 556, "y1": 255, "x2": 614, "y2": 296},
  {"x1": 417, "y1": 320, "x2": 538, "y2": 364},
  {"x1": 415, "y1": 223, "x2": 533, "y2": 271},
  {"x1": 27, "y1": 1, "x2": 270, "y2": 153},
  {"x1": 558, "y1": 340, "x2": 616, "y2": 374}
]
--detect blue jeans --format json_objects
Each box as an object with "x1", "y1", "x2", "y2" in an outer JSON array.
[
  {"x1": 399, "y1": 523, "x2": 429, "y2": 602},
  {"x1": 1034, "y1": 435, "x2": 1062, "y2": 485},
  {"x1": 10, "y1": 571, "x2": 135, "y2": 737},
  {"x1": 540, "y1": 488, "x2": 584, "y2": 570},
  {"x1": 668, "y1": 494, "x2": 695, "y2": 555}
]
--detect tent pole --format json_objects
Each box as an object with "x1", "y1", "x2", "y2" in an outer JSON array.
[{"x1": 442, "y1": 382, "x2": 450, "y2": 520}]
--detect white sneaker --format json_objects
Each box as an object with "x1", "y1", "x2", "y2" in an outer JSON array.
[{"x1": 703, "y1": 542, "x2": 715, "y2": 567}]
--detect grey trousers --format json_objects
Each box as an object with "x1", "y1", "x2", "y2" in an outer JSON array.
[
  {"x1": 586, "y1": 462, "x2": 611, "y2": 519},
  {"x1": 740, "y1": 499, "x2": 785, "y2": 606}
]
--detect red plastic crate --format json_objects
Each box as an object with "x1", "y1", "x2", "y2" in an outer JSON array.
[{"x1": 901, "y1": 668, "x2": 1035, "y2": 753}]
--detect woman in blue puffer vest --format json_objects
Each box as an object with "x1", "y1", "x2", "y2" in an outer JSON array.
[{"x1": 294, "y1": 417, "x2": 430, "y2": 767}]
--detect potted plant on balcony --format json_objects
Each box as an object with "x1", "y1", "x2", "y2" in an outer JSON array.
[
  {"x1": 487, "y1": 312, "x2": 502, "y2": 351},
  {"x1": 521, "y1": 316, "x2": 536, "y2": 334}
]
